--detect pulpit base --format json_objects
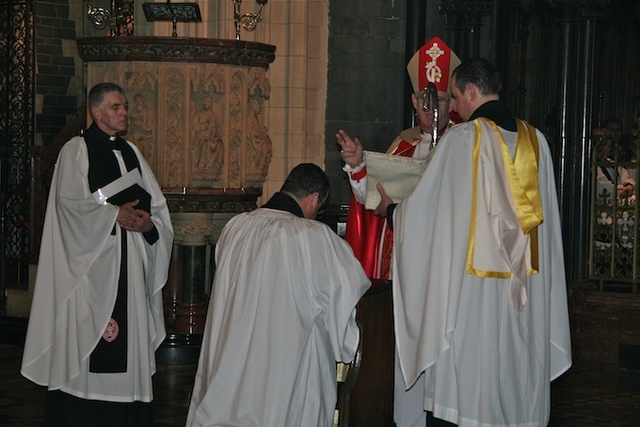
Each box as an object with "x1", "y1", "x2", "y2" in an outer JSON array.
[{"x1": 157, "y1": 333, "x2": 202, "y2": 365}]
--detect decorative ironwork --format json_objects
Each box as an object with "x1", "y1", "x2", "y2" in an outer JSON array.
[
  {"x1": 233, "y1": 0, "x2": 269, "y2": 41},
  {"x1": 589, "y1": 127, "x2": 640, "y2": 292},
  {"x1": 0, "y1": 0, "x2": 34, "y2": 300},
  {"x1": 142, "y1": 2, "x2": 202, "y2": 37}
]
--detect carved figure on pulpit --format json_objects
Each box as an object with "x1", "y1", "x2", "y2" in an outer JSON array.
[
  {"x1": 247, "y1": 98, "x2": 272, "y2": 173},
  {"x1": 191, "y1": 95, "x2": 224, "y2": 174},
  {"x1": 128, "y1": 93, "x2": 156, "y2": 163}
]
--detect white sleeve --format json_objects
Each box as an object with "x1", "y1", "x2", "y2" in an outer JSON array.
[{"x1": 343, "y1": 161, "x2": 367, "y2": 203}]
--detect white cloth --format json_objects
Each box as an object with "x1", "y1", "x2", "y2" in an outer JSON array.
[
  {"x1": 392, "y1": 120, "x2": 572, "y2": 426},
  {"x1": 21, "y1": 136, "x2": 174, "y2": 403},
  {"x1": 394, "y1": 350, "x2": 427, "y2": 427},
  {"x1": 344, "y1": 129, "x2": 433, "y2": 205},
  {"x1": 186, "y1": 208, "x2": 371, "y2": 427},
  {"x1": 363, "y1": 151, "x2": 430, "y2": 209}
]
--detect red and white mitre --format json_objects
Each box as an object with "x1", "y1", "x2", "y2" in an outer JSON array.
[{"x1": 406, "y1": 36, "x2": 461, "y2": 94}]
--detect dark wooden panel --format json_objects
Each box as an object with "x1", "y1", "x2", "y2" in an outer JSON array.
[{"x1": 350, "y1": 279, "x2": 395, "y2": 427}]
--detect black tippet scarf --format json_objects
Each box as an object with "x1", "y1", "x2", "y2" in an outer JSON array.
[
  {"x1": 84, "y1": 123, "x2": 148, "y2": 373},
  {"x1": 468, "y1": 100, "x2": 517, "y2": 132},
  {"x1": 85, "y1": 122, "x2": 151, "y2": 212},
  {"x1": 262, "y1": 192, "x2": 305, "y2": 217}
]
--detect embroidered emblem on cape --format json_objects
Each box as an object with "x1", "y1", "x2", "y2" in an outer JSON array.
[{"x1": 102, "y1": 318, "x2": 120, "y2": 342}]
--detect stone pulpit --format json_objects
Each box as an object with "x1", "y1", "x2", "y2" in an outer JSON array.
[{"x1": 77, "y1": 36, "x2": 276, "y2": 362}]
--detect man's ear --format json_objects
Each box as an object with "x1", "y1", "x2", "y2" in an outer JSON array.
[
  {"x1": 90, "y1": 106, "x2": 101, "y2": 120},
  {"x1": 298, "y1": 192, "x2": 318, "y2": 219},
  {"x1": 466, "y1": 83, "x2": 477, "y2": 101}
]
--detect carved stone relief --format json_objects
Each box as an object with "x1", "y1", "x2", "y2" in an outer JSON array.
[
  {"x1": 85, "y1": 59, "x2": 272, "y2": 191},
  {"x1": 78, "y1": 37, "x2": 276, "y2": 246},
  {"x1": 164, "y1": 69, "x2": 185, "y2": 188}
]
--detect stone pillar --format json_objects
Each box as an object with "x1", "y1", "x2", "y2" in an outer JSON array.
[
  {"x1": 175, "y1": 242, "x2": 208, "y2": 335},
  {"x1": 160, "y1": 211, "x2": 238, "y2": 363}
]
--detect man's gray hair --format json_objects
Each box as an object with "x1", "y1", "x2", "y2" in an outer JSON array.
[{"x1": 88, "y1": 82, "x2": 126, "y2": 108}]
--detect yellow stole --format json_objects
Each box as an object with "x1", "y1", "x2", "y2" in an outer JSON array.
[{"x1": 466, "y1": 118, "x2": 543, "y2": 277}]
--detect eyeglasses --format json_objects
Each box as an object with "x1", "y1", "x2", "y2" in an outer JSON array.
[{"x1": 420, "y1": 95, "x2": 451, "y2": 110}]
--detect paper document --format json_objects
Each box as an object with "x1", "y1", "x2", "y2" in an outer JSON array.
[{"x1": 363, "y1": 150, "x2": 431, "y2": 210}]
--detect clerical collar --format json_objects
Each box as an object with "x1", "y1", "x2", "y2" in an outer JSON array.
[
  {"x1": 468, "y1": 100, "x2": 517, "y2": 132},
  {"x1": 84, "y1": 122, "x2": 124, "y2": 150},
  {"x1": 262, "y1": 192, "x2": 304, "y2": 218}
]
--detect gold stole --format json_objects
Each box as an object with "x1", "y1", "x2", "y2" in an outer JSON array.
[{"x1": 466, "y1": 118, "x2": 543, "y2": 277}]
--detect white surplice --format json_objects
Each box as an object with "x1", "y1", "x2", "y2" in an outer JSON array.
[
  {"x1": 21, "y1": 136, "x2": 174, "y2": 402},
  {"x1": 186, "y1": 208, "x2": 371, "y2": 427},
  {"x1": 392, "y1": 119, "x2": 572, "y2": 426}
]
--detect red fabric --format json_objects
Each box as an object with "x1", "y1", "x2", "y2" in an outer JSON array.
[
  {"x1": 378, "y1": 225, "x2": 394, "y2": 280},
  {"x1": 344, "y1": 142, "x2": 417, "y2": 280},
  {"x1": 350, "y1": 166, "x2": 367, "y2": 181},
  {"x1": 418, "y1": 36, "x2": 454, "y2": 92},
  {"x1": 393, "y1": 140, "x2": 418, "y2": 157},
  {"x1": 344, "y1": 195, "x2": 385, "y2": 279}
]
